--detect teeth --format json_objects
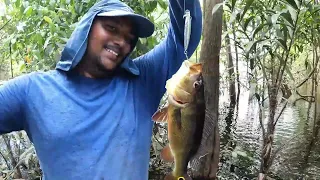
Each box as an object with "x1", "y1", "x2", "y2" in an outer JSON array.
[{"x1": 106, "y1": 48, "x2": 118, "y2": 56}]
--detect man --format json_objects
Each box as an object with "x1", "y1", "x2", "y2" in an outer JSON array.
[{"x1": 0, "y1": 0, "x2": 202, "y2": 179}]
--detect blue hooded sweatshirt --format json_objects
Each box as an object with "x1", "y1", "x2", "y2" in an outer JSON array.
[{"x1": 0, "y1": 0, "x2": 202, "y2": 179}]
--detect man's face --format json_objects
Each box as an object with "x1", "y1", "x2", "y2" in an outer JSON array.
[{"x1": 86, "y1": 16, "x2": 136, "y2": 73}]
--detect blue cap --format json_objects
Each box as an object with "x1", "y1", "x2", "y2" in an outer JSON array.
[{"x1": 97, "y1": 8, "x2": 154, "y2": 38}]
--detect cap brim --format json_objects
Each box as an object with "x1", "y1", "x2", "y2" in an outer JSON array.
[{"x1": 97, "y1": 10, "x2": 154, "y2": 38}]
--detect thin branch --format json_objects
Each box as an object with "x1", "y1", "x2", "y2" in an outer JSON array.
[
  {"x1": 259, "y1": 103, "x2": 266, "y2": 139},
  {"x1": 0, "y1": 19, "x2": 11, "y2": 31},
  {"x1": 0, "y1": 150, "x2": 10, "y2": 170},
  {"x1": 295, "y1": 56, "x2": 320, "y2": 88},
  {"x1": 276, "y1": 6, "x2": 302, "y2": 90},
  {"x1": 296, "y1": 90, "x2": 315, "y2": 100},
  {"x1": 293, "y1": 97, "x2": 315, "y2": 104},
  {"x1": 273, "y1": 101, "x2": 288, "y2": 127},
  {"x1": 233, "y1": 24, "x2": 240, "y2": 116}
]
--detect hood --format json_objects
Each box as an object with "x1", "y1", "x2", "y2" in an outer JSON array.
[{"x1": 55, "y1": 0, "x2": 155, "y2": 76}]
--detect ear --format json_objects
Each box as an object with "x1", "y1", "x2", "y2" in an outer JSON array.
[
  {"x1": 152, "y1": 106, "x2": 168, "y2": 122},
  {"x1": 189, "y1": 63, "x2": 202, "y2": 74}
]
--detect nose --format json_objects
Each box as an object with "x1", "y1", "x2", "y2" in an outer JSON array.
[{"x1": 113, "y1": 34, "x2": 127, "y2": 47}]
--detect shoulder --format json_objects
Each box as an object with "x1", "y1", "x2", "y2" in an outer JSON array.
[{"x1": 0, "y1": 70, "x2": 63, "y2": 91}]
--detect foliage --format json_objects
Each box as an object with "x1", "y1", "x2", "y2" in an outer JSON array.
[{"x1": 216, "y1": 0, "x2": 320, "y2": 178}]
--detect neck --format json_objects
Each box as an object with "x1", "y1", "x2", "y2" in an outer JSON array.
[{"x1": 75, "y1": 58, "x2": 115, "y2": 79}]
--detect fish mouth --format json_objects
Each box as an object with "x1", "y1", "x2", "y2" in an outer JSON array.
[{"x1": 168, "y1": 94, "x2": 189, "y2": 108}]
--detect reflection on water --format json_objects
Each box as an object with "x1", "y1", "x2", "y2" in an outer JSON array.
[{"x1": 219, "y1": 90, "x2": 320, "y2": 179}]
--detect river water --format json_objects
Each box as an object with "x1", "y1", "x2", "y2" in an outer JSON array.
[{"x1": 218, "y1": 89, "x2": 320, "y2": 179}]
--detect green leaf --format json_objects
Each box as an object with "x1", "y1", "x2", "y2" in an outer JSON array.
[
  {"x1": 245, "y1": 40, "x2": 260, "y2": 54},
  {"x1": 281, "y1": 0, "x2": 298, "y2": 10},
  {"x1": 250, "y1": 58, "x2": 254, "y2": 70},
  {"x1": 241, "y1": 0, "x2": 255, "y2": 20},
  {"x1": 43, "y1": 36, "x2": 52, "y2": 49},
  {"x1": 212, "y1": 2, "x2": 224, "y2": 15},
  {"x1": 20, "y1": 63, "x2": 26, "y2": 72},
  {"x1": 43, "y1": 16, "x2": 53, "y2": 24},
  {"x1": 287, "y1": 6, "x2": 297, "y2": 22},
  {"x1": 251, "y1": 23, "x2": 266, "y2": 39},
  {"x1": 55, "y1": 7, "x2": 69, "y2": 13},
  {"x1": 280, "y1": 11, "x2": 294, "y2": 27},
  {"x1": 231, "y1": 0, "x2": 236, "y2": 11},
  {"x1": 279, "y1": 22, "x2": 294, "y2": 38},
  {"x1": 282, "y1": 24, "x2": 288, "y2": 42},
  {"x1": 148, "y1": 1, "x2": 157, "y2": 12},
  {"x1": 285, "y1": 65, "x2": 294, "y2": 81},
  {"x1": 4, "y1": 0, "x2": 10, "y2": 6},
  {"x1": 271, "y1": 12, "x2": 282, "y2": 25},
  {"x1": 229, "y1": 10, "x2": 239, "y2": 24},
  {"x1": 243, "y1": 16, "x2": 255, "y2": 31},
  {"x1": 15, "y1": 0, "x2": 21, "y2": 7},
  {"x1": 276, "y1": 39, "x2": 287, "y2": 50},
  {"x1": 158, "y1": 1, "x2": 167, "y2": 9},
  {"x1": 24, "y1": 6, "x2": 33, "y2": 16},
  {"x1": 255, "y1": 93, "x2": 260, "y2": 102}
]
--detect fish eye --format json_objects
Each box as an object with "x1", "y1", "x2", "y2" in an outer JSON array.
[{"x1": 193, "y1": 81, "x2": 201, "y2": 89}]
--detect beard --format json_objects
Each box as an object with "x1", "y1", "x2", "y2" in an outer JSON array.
[{"x1": 77, "y1": 52, "x2": 121, "y2": 79}]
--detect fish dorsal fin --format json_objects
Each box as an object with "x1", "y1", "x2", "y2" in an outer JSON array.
[
  {"x1": 160, "y1": 145, "x2": 174, "y2": 162},
  {"x1": 152, "y1": 106, "x2": 168, "y2": 122}
]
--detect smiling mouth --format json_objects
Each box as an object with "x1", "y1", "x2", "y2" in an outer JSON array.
[{"x1": 105, "y1": 48, "x2": 119, "y2": 57}]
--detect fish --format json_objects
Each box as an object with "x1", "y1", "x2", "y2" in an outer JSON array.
[{"x1": 152, "y1": 60, "x2": 205, "y2": 180}]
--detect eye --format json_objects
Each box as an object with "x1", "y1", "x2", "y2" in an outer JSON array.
[
  {"x1": 193, "y1": 80, "x2": 202, "y2": 89},
  {"x1": 101, "y1": 21, "x2": 116, "y2": 32},
  {"x1": 105, "y1": 24, "x2": 116, "y2": 31}
]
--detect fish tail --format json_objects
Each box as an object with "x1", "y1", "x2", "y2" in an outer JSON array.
[{"x1": 164, "y1": 173, "x2": 192, "y2": 180}]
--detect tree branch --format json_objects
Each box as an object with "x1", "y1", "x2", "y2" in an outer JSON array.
[
  {"x1": 0, "y1": 19, "x2": 11, "y2": 31},
  {"x1": 295, "y1": 56, "x2": 320, "y2": 88},
  {"x1": 259, "y1": 103, "x2": 266, "y2": 139},
  {"x1": 0, "y1": 150, "x2": 11, "y2": 170},
  {"x1": 276, "y1": 6, "x2": 301, "y2": 91},
  {"x1": 273, "y1": 101, "x2": 288, "y2": 127}
]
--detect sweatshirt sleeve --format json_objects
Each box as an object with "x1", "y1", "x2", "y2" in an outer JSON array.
[
  {"x1": 133, "y1": 0, "x2": 202, "y2": 107},
  {"x1": 0, "y1": 75, "x2": 29, "y2": 134}
]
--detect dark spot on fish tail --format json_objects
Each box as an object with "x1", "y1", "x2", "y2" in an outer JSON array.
[{"x1": 178, "y1": 177, "x2": 185, "y2": 180}]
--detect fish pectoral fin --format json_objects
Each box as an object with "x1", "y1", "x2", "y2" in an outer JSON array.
[
  {"x1": 160, "y1": 145, "x2": 174, "y2": 162},
  {"x1": 152, "y1": 106, "x2": 168, "y2": 122}
]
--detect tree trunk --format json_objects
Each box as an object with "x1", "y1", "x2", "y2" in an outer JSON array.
[
  {"x1": 223, "y1": 19, "x2": 236, "y2": 105},
  {"x1": 190, "y1": 0, "x2": 223, "y2": 179},
  {"x1": 259, "y1": 84, "x2": 277, "y2": 176}
]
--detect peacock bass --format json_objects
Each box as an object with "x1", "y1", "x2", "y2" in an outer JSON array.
[{"x1": 152, "y1": 60, "x2": 205, "y2": 180}]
